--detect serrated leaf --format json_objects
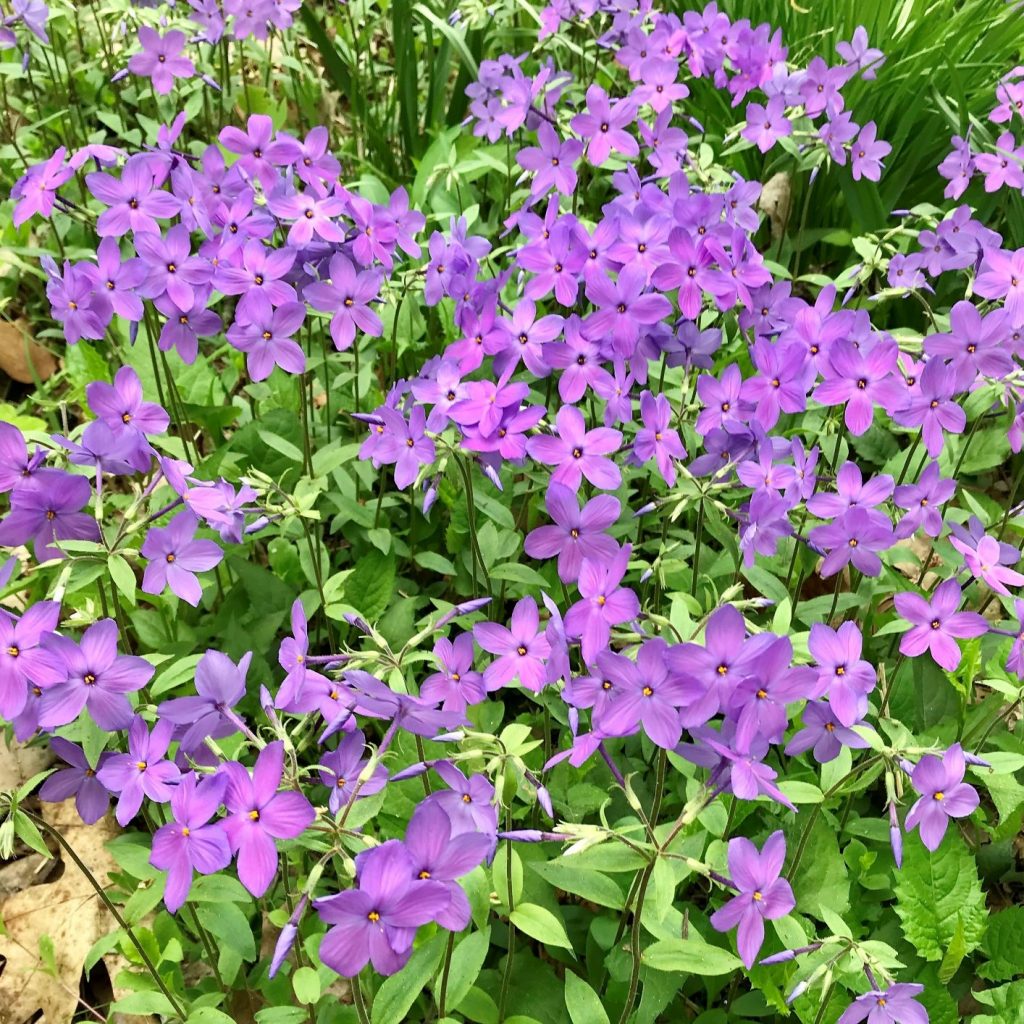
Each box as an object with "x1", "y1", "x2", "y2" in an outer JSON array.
[
  {"x1": 345, "y1": 547, "x2": 396, "y2": 621},
  {"x1": 893, "y1": 835, "x2": 986, "y2": 962},
  {"x1": 981, "y1": 906, "x2": 1024, "y2": 980},
  {"x1": 509, "y1": 903, "x2": 574, "y2": 951},
  {"x1": 640, "y1": 938, "x2": 742, "y2": 975}
]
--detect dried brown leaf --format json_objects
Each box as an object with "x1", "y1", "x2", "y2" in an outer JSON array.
[{"x1": 0, "y1": 320, "x2": 58, "y2": 385}]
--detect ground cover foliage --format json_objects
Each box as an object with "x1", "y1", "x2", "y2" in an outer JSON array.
[{"x1": 2, "y1": 1, "x2": 1024, "y2": 1023}]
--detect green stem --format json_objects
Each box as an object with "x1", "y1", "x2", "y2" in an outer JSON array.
[{"x1": 438, "y1": 931, "x2": 456, "y2": 1019}]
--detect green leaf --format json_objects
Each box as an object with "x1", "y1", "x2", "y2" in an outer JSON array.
[
  {"x1": 528, "y1": 860, "x2": 625, "y2": 910},
  {"x1": 187, "y1": 1010, "x2": 236, "y2": 1024},
  {"x1": 345, "y1": 548, "x2": 396, "y2": 621},
  {"x1": 189, "y1": 873, "x2": 253, "y2": 904},
  {"x1": 371, "y1": 933, "x2": 447, "y2": 1024},
  {"x1": 13, "y1": 811, "x2": 50, "y2": 858},
  {"x1": 414, "y1": 550, "x2": 457, "y2": 576},
  {"x1": 257, "y1": 429, "x2": 305, "y2": 464},
  {"x1": 292, "y1": 965, "x2": 321, "y2": 1004},
  {"x1": 938, "y1": 914, "x2": 967, "y2": 983},
  {"x1": 640, "y1": 938, "x2": 742, "y2": 975},
  {"x1": 981, "y1": 906, "x2": 1024, "y2": 981},
  {"x1": 786, "y1": 816, "x2": 850, "y2": 921},
  {"x1": 488, "y1": 562, "x2": 550, "y2": 588},
  {"x1": 108, "y1": 553, "x2": 136, "y2": 605},
  {"x1": 973, "y1": 979, "x2": 1024, "y2": 1024},
  {"x1": 893, "y1": 835, "x2": 987, "y2": 962},
  {"x1": 564, "y1": 971, "x2": 610, "y2": 1024},
  {"x1": 509, "y1": 903, "x2": 574, "y2": 951},
  {"x1": 111, "y1": 992, "x2": 179, "y2": 1016},
  {"x1": 440, "y1": 928, "x2": 490, "y2": 1010}
]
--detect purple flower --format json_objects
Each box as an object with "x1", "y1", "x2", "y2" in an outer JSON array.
[
  {"x1": 894, "y1": 579, "x2": 987, "y2": 671},
  {"x1": 709, "y1": 831, "x2": 795, "y2": 968},
  {"x1": 524, "y1": 483, "x2": 620, "y2": 583},
  {"x1": 38, "y1": 618, "x2": 153, "y2": 731},
  {"x1": 304, "y1": 253, "x2": 383, "y2": 351},
  {"x1": 837, "y1": 984, "x2": 927, "y2": 1024},
  {"x1": 0, "y1": 471, "x2": 99, "y2": 561},
  {"x1": 315, "y1": 840, "x2": 451, "y2": 977},
  {"x1": 93, "y1": 238, "x2": 147, "y2": 321},
  {"x1": 222, "y1": 741, "x2": 316, "y2": 897},
  {"x1": 807, "y1": 461, "x2": 893, "y2": 520},
  {"x1": 424, "y1": 761, "x2": 498, "y2": 837},
  {"x1": 404, "y1": 801, "x2": 491, "y2": 930},
  {"x1": 570, "y1": 84, "x2": 638, "y2": 166},
  {"x1": 905, "y1": 744, "x2": 979, "y2": 851},
  {"x1": 128, "y1": 28, "x2": 195, "y2": 94},
  {"x1": 420, "y1": 634, "x2": 485, "y2": 713},
  {"x1": 87, "y1": 365, "x2": 168, "y2": 439},
  {"x1": 633, "y1": 391, "x2": 686, "y2": 486},
  {"x1": 269, "y1": 188, "x2": 347, "y2": 247},
  {"x1": 785, "y1": 701, "x2": 871, "y2": 763},
  {"x1": 975, "y1": 247, "x2": 1024, "y2": 327},
  {"x1": 925, "y1": 301, "x2": 1013, "y2": 389},
  {"x1": 950, "y1": 533, "x2": 1024, "y2": 596},
  {"x1": 809, "y1": 507, "x2": 894, "y2": 578},
  {"x1": 158, "y1": 649, "x2": 252, "y2": 753},
  {"x1": 215, "y1": 239, "x2": 297, "y2": 315},
  {"x1": 97, "y1": 716, "x2": 181, "y2": 826},
  {"x1": 850, "y1": 122, "x2": 891, "y2": 182},
  {"x1": 39, "y1": 738, "x2": 112, "y2": 825},
  {"x1": 814, "y1": 339, "x2": 900, "y2": 435},
  {"x1": 564, "y1": 545, "x2": 639, "y2": 664},
  {"x1": 219, "y1": 114, "x2": 278, "y2": 189},
  {"x1": 141, "y1": 511, "x2": 223, "y2": 606},
  {"x1": 585, "y1": 264, "x2": 672, "y2": 357},
  {"x1": 893, "y1": 461, "x2": 955, "y2": 539},
  {"x1": 808, "y1": 621, "x2": 876, "y2": 726},
  {"x1": 150, "y1": 772, "x2": 231, "y2": 913},
  {"x1": 156, "y1": 297, "x2": 222, "y2": 364},
  {"x1": 228, "y1": 295, "x2": 307, "y2": 382},
  {"x1": 12, "y1": 147, "x2": 73, "y2": 228},
  {"x1": 0, "y1": 601, "x2": 62, "y2": 723},
  {"x1": 86, "y1": 156, "x2": 181, "y2": 236},
  {"x1": 0, "y1": 423, "x2": 48, "y2": 495},
  {"x1": 976, "y1": 132, "x2": 1024, "y2": 193},
  {"x1": 516, "y1": 122, "x2": 582, "y2": 196},
  {"x1": 893, "y1": 358, "x2": 965, "y2": 458},
  {"x1": 592, "y1": 639, "x2": 697, "y2": 749},
  {"x1": 185, "y1": 478, "x2": 256, "y2": 544},
  {"x1": 742, "y1": 96, "x2": 791, "y2": 153},
  {"x1": 318, "y1": 730, "x2": 388, "y2": 814},
  {"x1": 739, "y1": 490, "x2": 794, "y2": 567},
  {"x1": 47, "y1": 262, "x2": 112, "y2": 344},
  {"x1": 527, "y1": 405, "x2": 622, "y2": 492},
  {"x1": 370, "y1": 406, "x2": 435, "y2": 490},
  {"x1": 836, "y1": 26, "x2": 885, "y2": 80},
  {"x1": 474, "y1": 596, "x2": 552, "y2": 692},
  {"x1": 136, "y1": 225, "x2": 213, "y2": 313}
]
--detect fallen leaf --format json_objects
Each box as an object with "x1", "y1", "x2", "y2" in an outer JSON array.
[
  {"x1": 0, "y1": 320, "x2": 58, "y2": 385},
  {"x1": 0, "y1": 799, "x2": 121, "y2": 1024}
]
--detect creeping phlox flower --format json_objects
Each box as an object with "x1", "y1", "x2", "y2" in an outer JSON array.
[{"x1": 904, "y1": 743, "x2": 980, "y2": 851}]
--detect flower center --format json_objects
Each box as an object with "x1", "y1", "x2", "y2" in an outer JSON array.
[
  {"x1": 642, "y1": 686, "x2": 653, "y2": 697},
  {"x1": 572, "y1": 447, "x2": 583, "y2": 459},
  {"x1": 84, "y1": 673, "x2": 97, "y2": 686},
  {"x1": 181, "y1": 826, "x2": 191, "y2": 837},
  {"x1": 517, "y1": 645, "x2": 528, "y2": 656},
  {"x1": 166, "y1": 553, "x2": 176, "y2": 563},
  {"x1": 7, "y1": 645, "x2": 19, "y2": 657},
  {"x1": 249, "y1": 809, "x2": 260, "y2": 820},
  {"x1": 933, "y1": 791, "x2": 945, "y2": 801},
  {"x1": 461, "y1": 793, "x2": 472, "y2": 804},
  {"x1": 418, "y1": 869, "x2": 431, "y2": 879},
  {"x1": 930, "y1": 619, "x2": 941, "y2": 630},
  {"x1": 367, "y1": 910, "x2": 380, "y2": 922},
  {"x1": 752, "y1": 891, "x2": 763, "y2": 902},
  {"x1": 136, "y1": 760, "x2": 148, "y2": 771}
]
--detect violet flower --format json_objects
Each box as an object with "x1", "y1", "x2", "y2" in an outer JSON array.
[
  {"x1": 564, "y1": 546, "x2": 639, "y2": 664},
  {"x1": 318, "y1": 729, "x2": 388, "y2": 814},
  {"x1": 950, "y1": 533, "x2": 1024, "y2": 596},
  {"x1": 709, "y1": 831, "x2": 795, "y2": 968},
  {"x1": 39, "y1": 738, "x2": 112, "y2": 825},
  {"x1": 633, "y1": 391, "x2": 686, "y2": 486},
  {"x1": 808, "y1": 621, "x2": 876, "y2": 726},
  {"x1": 474, "y1": 596, "x2": 552, "y2": 692},
  {"x1": 837, "y1": 984, "x2": 927, "y2": 1024},
  {"x1": 0, "y1": 471, "x2": 99, "y2": 561},
  {"x1": 526, "y1": 405, "x2": 622, "y2": 492},
  {"x1": 905, "y1": 744, "x2": 979, "y2": 851},
  {"x1": 128, "y1": 28, "x2": 195, "y2": 94},
  {"x1": 149, "y1": 772, "x2": 231, "y2": 913},
  {"x1": 524, "y1": 483, "x2": 621, "y2": 584},
  {"x1": 893, "y1": 461, "x2": 955, "y2": 539},
  {"x1": 315, "y1": 840, "x2": 450, "y2": 976},
  {"x1": 227, "y1": 296, "x2": 307, "y2": 382},
  {"x1": 893, "y1": 579, "x2": 987, "y2": 671},
  {"x1": 570, "y1": 84, "x2": 639, "y2": 166},
  {"x1": 304, "y1": 253, "x2": 384, "y2": 352},
  {"x1": 141, "y1": 511, "x2": 223, "y2": 607},
  {"x1": 420, "y1": 633, "x2": 485, "y2": 712},
  {"x1": 222, "y1": 741, "x2": 316, "y2": 897},
  {"x1": 785, "y1": 701, "x2": 871, "y2": 763},
  {"x1": 0, "y1": 601, "x2": 62, "y2": 720},
  {"x1": 97, "y1": 716, "x2": 181, "y2": 826},
  {"x1": 38, "y1": 618, "x2": 153, "y2": 731}
]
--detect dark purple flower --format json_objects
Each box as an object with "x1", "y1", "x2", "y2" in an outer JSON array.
[
  {"x1": 710, "y1": 831, "x2": 795, "y2": 968},
  {"x1": 807, "y1": 461, "x2": 893, "y2": 520},
  {"x1": 894, "y1": 579, "x2": 987, "y2": 671},
  {"x1": 39, "y1": 738, "x2": 112, "y2": 825},
  {"x1": 156, "y1": 297, "x2": 222, "y2": 364},
  {"x1": 905, "y1": 744, "x2": 979, "y2": 850},
  {"x1": 150, "y1": 772, "x2": 230, "y2": 913},
  {"x1": 141, "y1": 511, "x2": 223, "y2": 606},
  {"x1": 585, "y1": 264, "x2": 672, "y2": 357},
  {"x1": 222, "y1": 741, "x2": 316, "y2": 897},
  {"x1": 97, "y1": 715, "x2": 181, "y2": 826}
]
